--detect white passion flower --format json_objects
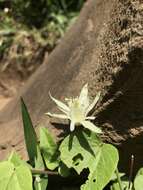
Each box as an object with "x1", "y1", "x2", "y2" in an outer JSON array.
[{"x1": 46, "y1": 84, "x2": 102, "y2": 133}]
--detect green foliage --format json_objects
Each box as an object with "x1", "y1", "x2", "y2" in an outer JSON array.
[
  {"x1": 59, "y1": 130, "x2": 103, "y2": 174},
  {"x1": 11, "y1": 0, "x2": 84, "y2": 28},
  {"x1": 58, "y1": 162, "x2": 70, "y2": 177},
  {"x1": 21, "y1": 98, "x2": 48, "y2": 190},
  {"x1": 110, "y1": 179, "x2": 132, "y2": 190},
  {"x1": 2, "y1": 86, "x2": 143, "y2": 190},
  {"x1": 81, "y1": 144, "x2": 119, "y2": 190},
  {"x1": 0, "y1": 36, "x2": 13, "y2": 59},
  {"x1": 34, "y1": 145, "x2": 48, "y2": 190},
  {"x1": 0, "y1": 0, "x2": 85, "y2": 72},
  {"x1": 21, "y1": 98, "x2": 38, "y2": 165},
  {"x1": 134, "y1": 168, "x2": 143, "y2": 190},
  {"x1": 110, "y1": 168, "x2": 143, "y2": 190},
  {"x1": 8, "y1": 152, "x2": 28, "y2": 167},
  {"x1": 59, "y1": 129, "x2": 119, "y2": 190},
  {"x1": 12, "y1": 0, "x2": 48, "y2": 28},
  {"x1": 0, "y1": 152, "x2": 33, "y2": 190},
  {"x1": 40, "y1": 127, "x2": 59, "y2": 170},
  {"x1": 34, "y1": 176, "x2": 48, "y2": 190}
]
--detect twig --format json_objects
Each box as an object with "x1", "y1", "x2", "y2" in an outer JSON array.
[{"x1": 128, "y1": 155, "x2": 134, "y2": 190}]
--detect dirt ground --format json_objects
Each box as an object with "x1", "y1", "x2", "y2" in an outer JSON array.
[{"x1": 0, "y1": 70, "x2": 25, "y2": 111}]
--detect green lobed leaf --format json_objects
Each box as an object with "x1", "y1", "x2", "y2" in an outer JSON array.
[
  {"x1": 21, "y1": 98, "x2": 38, "y2": 165},
  {"x1": 8, "y1": 151, "x2": 26, "y2": 167},
  {"x1": 0, "y1": 161, "x2": 33, "y2": 190},
  {"x1": 12, "y1": 165, "x2": 33, "y2": 190},
  {"x1": 59, "y1": 129, "x2": 119, "y2": 190},
  {"x1": 0, "y1": 161, "x2": 14, "y2": 190},
  {"x1": 81, "y1": 144, "x2": 119, "y2": 190},
  {"x1": 134, "y1": 168, "x2": 143, "y2": 190},
  {"x1": 7, "y1": 138, "x2": 48, "y2": 190},
  {"x1": 40, "y1": 127, "x2": 59, "y2": 170},
  {"x1": 59, "y1": 129, "x2": 102, "y2": 174}
]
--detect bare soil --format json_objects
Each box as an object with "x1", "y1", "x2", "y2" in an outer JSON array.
[{"x1": 0, "y1": 70, "x2": 25, "y2": 111}]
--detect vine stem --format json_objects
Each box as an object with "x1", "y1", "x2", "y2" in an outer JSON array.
[
  {"x1": 115, "y1": 169, "x2": 123, "y2": 190},
  {"x1": 31, "y1": 169, "x2": 58, "y2": 175}
]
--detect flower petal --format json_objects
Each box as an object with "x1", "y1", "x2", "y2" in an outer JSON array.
[
  {"x1": 70, "y1": 121, "x2": 75, "y2": 132},
  {"x1": 49, "y1": 92, "x2": 70, "y2": 114},
  {"x1": 45, "y1": 112, "x2": 69, "y2": 119},
  {"x1": 81, "y1": 120, "x2": 102, "y2": 133},
  {"x1": 85, "y1": 91, "x2": 101, "y2": 116},
  {"x1": 79, "y1": 83, "x2": 89, "y2": 109},
  {"x1": 85, "y1": 116, "x2": 95, "y2": 120}
]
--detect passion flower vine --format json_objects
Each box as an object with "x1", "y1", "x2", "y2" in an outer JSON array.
[{"x1": 46, "y1": 84, "x2": 102, "y2": 133}]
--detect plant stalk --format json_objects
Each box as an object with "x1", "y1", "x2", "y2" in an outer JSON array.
[
  {"x1": 128, "y1": 155, "x2": 134, "y2": 190},
  {"x1": 31, "y1": 169, "x2": 58, "y2": 175},
  {"x1": 115, "y1": 169, "x2": 123, "y2": 190}
]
